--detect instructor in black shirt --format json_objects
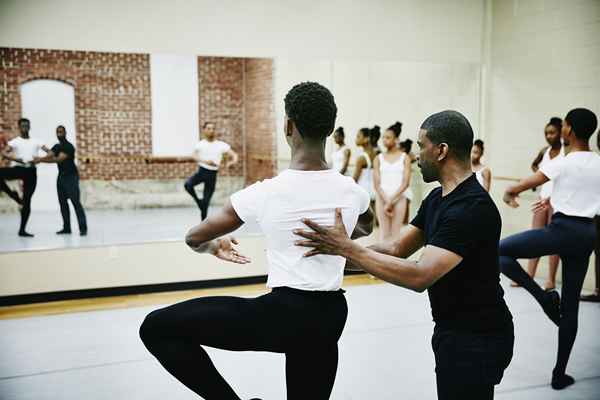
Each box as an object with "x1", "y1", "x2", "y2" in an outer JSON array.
[
  {"x1": 295, "y1": 110, "x2": 513, "y2": 400},
  {"x1": 35, "y1": 125, "x2": 88, "y2": 235}
]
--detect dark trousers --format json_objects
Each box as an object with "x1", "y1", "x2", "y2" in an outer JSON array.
[
  {"x1": 0, "y1": 166, "x2": 37, "y2": 233},
  {"x1": 184, "y1": 166, "x2": 217, "y2": 219},
  {"x1": 139, "y1": 287, "x2": 348, "y2": 400},
  {"x1": 499, "y1": 213, "x2": 596, "y2": 376},
  {"x1": 433, "y1": 324, "x2": 514, "y2": 400},
  {"x1": 57, "y1": 173, "x2": 87, "y2": 233}
]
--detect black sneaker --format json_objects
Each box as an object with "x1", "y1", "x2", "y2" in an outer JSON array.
[
  {"x1": 56, "y1": 229, "x2": 72, "y2": 235},
  {"x1": 18, "y1": 231, "x2": 34, "y2": 237}
]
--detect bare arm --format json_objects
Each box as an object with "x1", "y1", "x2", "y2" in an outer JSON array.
[
  {"x1": 295, "y1": 210, "x2": 459, "y2": 292},
  {"x1": 482, "y1": 167, "x2": 492, "y2": 192},
  {"x1": 531, "y1": 148, "x2": 546, "y2": 172},
  {"x1": 389, "y1": 155, "x2": 412, "y2": 204},
  {"x1": 185, "y1": 199, "x2": 250, "y2": 263},
  {"x1": 345, "y1": 243, "x2": 462, "y2": 292},
  {"x1": 503, "y1": 171, "x2": 549, "y2": 208},
  {"x1": 224, "y1": 149, "x2": 239, "y2": 168},
  {"x1": 35, "y1": 151, "x2": 68, "y2": 164},
  {"x1": 340, "y1": 148, "x2": 351, "y2": 175},
  {"x1": 353, "y1": 155, "x2": 367, "y2": 182},
  {"x1": 372, "y1": 156, "x2": 387, "y2": 201}
]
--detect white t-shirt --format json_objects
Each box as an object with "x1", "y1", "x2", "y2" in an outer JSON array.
[
  {"x1": 8, "y1": 136, "x2": 44, "y2": 166},
  {"x1": 540, "y1": 151, "x2": 600, "y2": 218},
  {"x1": 194, "y1": 139, "x2": 231, "y2": 171},
  {"x1": 230, "y1": 169, "x2": 371, "y2": 291},
  {"x1": 539, "y1": 146, "x2": 565, "y2": 199}
]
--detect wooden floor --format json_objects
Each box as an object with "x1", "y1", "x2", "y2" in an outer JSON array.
[{"x1": 0, "y1": 274, "x2": 383, "y2": 320}]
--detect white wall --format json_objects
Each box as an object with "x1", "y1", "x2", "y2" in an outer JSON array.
[
  {"x1": 486, "y1": 0, "x2": 600, "y2": 179},
  {"x1": 150, "y1": 54, "x2": 199, "y2": 156},
  {"x1": 274, "y1": 59, "x2": 482, "y2": 171},
  {"x1": 0, "y1": 0, "x2": 485, "y2": 63},
  {"x1": 20, "y1": 80, "x2": 77, "y2": 212}
]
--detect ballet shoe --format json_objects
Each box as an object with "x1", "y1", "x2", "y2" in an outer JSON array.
[{"x1": 551, "y1": 373, "x2": 575, "y2": 390}]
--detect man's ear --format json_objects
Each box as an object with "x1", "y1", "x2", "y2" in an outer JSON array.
[
  {"x1": 437, "y1": 143, "x2": 449, "y2": 161},
  {"x1": 286, "y1": 118, "x2": 294, "y2": 137}
]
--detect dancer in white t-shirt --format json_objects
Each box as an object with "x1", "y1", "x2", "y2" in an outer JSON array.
[
  {"x1": 500, "y1": 108, "x2": 600, "y2": 390},
  {"x1": 184, "y1": 122, "x2": 238, "y2": 220},
  {"x1": 0, "y1": 118, "x2": 50, "y2": 237},
  {"x1": 140, "y1": 82, "x2": 373, "y2": 400}
]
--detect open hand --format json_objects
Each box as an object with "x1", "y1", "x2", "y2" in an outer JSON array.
[
  {"x1": 531, "y1": 197, "x2": 550, "y2": 214},
  {"x1": 294, "y1": 208, "x2": 351, "y2": 258},
  {"x1": 212, "y1": 237, "x2": 251, "y2": 264}
]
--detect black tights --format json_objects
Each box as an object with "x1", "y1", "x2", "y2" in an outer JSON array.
[
  {"x1": 499, "y1": 213, "x2": 596, "y2": 377},
  {"x1": 139, "y1": 287, "x2": 348, "y2": 400},
  {"x1": 436, "y1": 375, "x2": 494, "y2": 400},
  {"x1": 0, "y1": 166, "x2": 37, "y2": 233},
  {"x1": 184, "y1": 166, "x2": 217, "y2": 220}
]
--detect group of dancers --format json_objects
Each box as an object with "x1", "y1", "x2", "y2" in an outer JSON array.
[
  {"x1": 138, "y1": 81, "x2": 600, "y2": 400},
  {"x1": 0, "y1": 119, "x2": 87, "y2": 237}
]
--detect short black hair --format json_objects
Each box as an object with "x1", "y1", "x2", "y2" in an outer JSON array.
[
  {"x1": 56, "y1": 125, "x2": 66, "y2": 132},
  {"x1": 473, "y1": 139, "x2": 484, "y2": 153},
  {"x1": 387, "y1": 121, "x2": 403, "y2": 138},
  {"x1": 18, "y1": 118, "x2": 29, "y2": 125},
  {"x1": 334, "y1": 126, "x2": 345, "y2": 138},
  {"x1": 284, "y1": 82, "x2": 337, "y2": 140},
  {"x1": 565, "y1": 108, "x2": 597, "y2": 141},
  {"x1": 546, "y1": 117, "x2": 562, "y2": 132},
  {"x1": 420, "y1": 110, "x2": 473, "y2": 161},
  {"x1": 203, "y1": 121, "x2": 214, "y2": 129}
]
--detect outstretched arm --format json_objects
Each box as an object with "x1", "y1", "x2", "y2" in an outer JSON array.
[
  {"x1": 185, "y1": 199, "x2": 251, "y2": 264},
  {"x1": 503, "y1": 171, "x2": 549, "y2": 208},
  {"x1": 294, "y1": 209, "x2": 459, "y2": 292}
]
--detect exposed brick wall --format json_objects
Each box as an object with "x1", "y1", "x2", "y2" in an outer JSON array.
[
  {"x1": 198, "y1": 57, "x2": 244, "y2": 178},
  {"x1": 0, "y1": 48, "x2": 275, "y2": 182},
  {"x1": 244, "y1": 59, "x2": 277, "y2": 184},
  {"x1": 0, "y1": 48, "x2": 156, "y2": 177}
]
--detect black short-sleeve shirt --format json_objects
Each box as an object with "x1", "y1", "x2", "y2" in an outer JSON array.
[
  {"x1": 51, "y1": 140, "x2": 78, "y2": 176},
  {"x1": 411, "y1": 174, "x2": 512, "y2": 332}
]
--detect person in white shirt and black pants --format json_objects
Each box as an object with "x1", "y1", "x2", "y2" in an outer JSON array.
[
  {"x1": 0, "y1": 118, "x2": 50, "y2": 237},
  {"x1": 184, "y1": 122, "x2": 238, "y2": 220},
  {"x1": 500, "y1": 108, "x2": 600, "y2": 391},
  {"x1": 140, "y1": 82, "x2": 373, "y2": 400}
]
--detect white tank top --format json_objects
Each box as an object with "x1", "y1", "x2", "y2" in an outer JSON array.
[
  {"x1": 539, "y1": 146, "x2": 565, "y2": 199},
  {"x1": 356, "y1": 151, "x2": 375, "y2": 199},
  {"x1": 378, "y1": 153, "x2": 413, "y2": 200},
  {"x1": 332, "y1": 145, "x2": 349, "y2": 174}
]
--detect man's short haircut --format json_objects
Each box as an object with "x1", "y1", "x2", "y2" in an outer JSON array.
[
  {"x1": 284, "y1": 82, "x2": 337, "y2": 140},
  {"x1": 420, "y1": 110, "x2": 474, "y2": 161},
  {"x1": 565, "y1": 108, "x2": 598, "y2": 141}
]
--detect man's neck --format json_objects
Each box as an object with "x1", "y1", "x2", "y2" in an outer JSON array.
[
  {"x1": 289, "y1": 144, "x2": 328, "y2": 171},
  {"x1": 439, "y1": 161, "x2": 473, "y2": 197},
  {"x1": 565, "y1": 140, "x2": 590, "y2": 154},
  {"x1": 20, "y1": 133, "x2": 30, "y2": 139}
]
